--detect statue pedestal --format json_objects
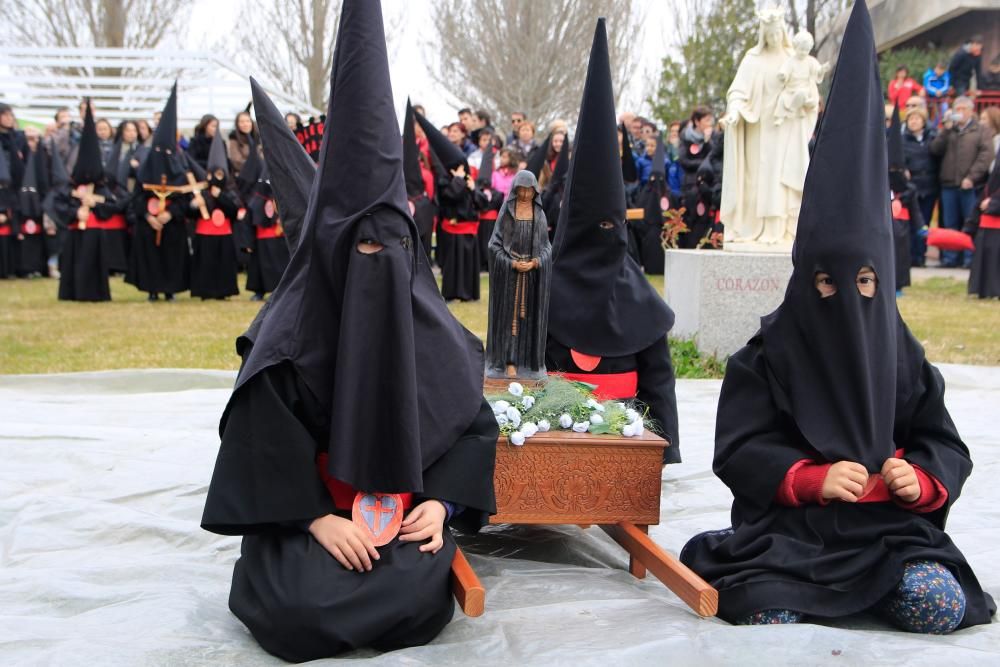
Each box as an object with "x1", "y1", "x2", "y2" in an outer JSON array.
[{"x1": 664, "y1": 248, "x2": 792, "y2": 358}]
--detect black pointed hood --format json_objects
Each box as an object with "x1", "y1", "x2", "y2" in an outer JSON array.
[
  {"x1": 251, "y1": 76, "x2": 316, "y2": 250},
  {"x1": 526, "y1": 132, "x2": 551, "y2": 178},
  {"x1": 620, "y1": 122, "x2": 638, "y2": 183},
  {"x1": 402, "y1": 99, "x2": 427, "y2": 197},
  {"x1": 71, "y1": 100, "x2": 104, "y2": 185},
  {"x1": 414, "y1": 110, "x2": 467, "y2": 171},
  {"x1": 104, "y1": 139, "x2": 123, "y2": 188},
  {"x1": 650, "y1": 137, "x2": 667, "y2": 180},
  {"x1": 548, "y1": 19, "x2": 674, "y2": 358},
  {"x1": 476, "y1": 143, "x2": 495, "y2": 189},
  {"x1": 758, "y1": 0, "x2": 921, "y2": 473},
  {"x1": 887, "y1": 102, "x2": 907, "y2": 193},
  {"x1": 137, "y1": 83, "x2": 187, "y2": 185},
  {"x1": 207, "y1": 129, "x2": 229, "y2": 178},
  {"x1": 226, "y1": 0, "x2": 485, "y2": 496}
]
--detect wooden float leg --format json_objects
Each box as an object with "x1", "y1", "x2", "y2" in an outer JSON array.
[
  {"x1": 451, "y1": 546, "x2": 486, "y2": 617},
  {"x1": 601, "y1": 521, "x2": 718, "y2": 618},
  {"x1": 627, "y1": 525, "x2": 648, "y2": 579}
]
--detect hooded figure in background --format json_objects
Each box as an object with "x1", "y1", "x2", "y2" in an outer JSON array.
[
  {"x1": 200, "y1": 1, "x2": 497, "y2": 660},
  {"x1": 546, "y1": 19, "x2": 680, "y2": 463},
  {"x1": 887, "y1": 103, "x2": 919, "y2": 292},
  {"x1": 474, "y1": 137, "x2": 502, "y2": 271},
  {"x1": 99, "y1": 137, "x2": 130, "y2": 274},
  {"x1": 634, "y1": 138, "x2": 668, "y2": 273},
  {"x1": 968, "y1": 129, "x2": 1000, "y2": 299},
  {"x1": 485, "y1": 170, "x2": 551, "y2": 379},
  {"x1": 541, "y1": 134, "x2": 570, "y2": 241},
  {"x1": 0, "y1": 142, "x2": 17, "y2": 278},
  {"x1": 190, "y1": 130, "x2": 241, "y2": 299},
  {"x1": 403, "y1": 99, "x2": 437, "y2": 262},
  {"x1": 415, "y1": 108, "x2": 486, "y2": 302},
  {"x1": 680, "y1": 0, "x2": 994, "y2": 631},
  {"x1": 58, "y1": 100, "x2": 125, "y2": 301},
  {"x1": 244, "y1": 159, "x2": 290, "y2": 301},
  {"x1": 16, "y1": 145, "x2": 50, "y2": 277},
  {"x1": 126, "y1": 83, "x2": 192, "y2": 301}
]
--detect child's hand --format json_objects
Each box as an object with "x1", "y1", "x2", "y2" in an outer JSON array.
[
  {"x1": 882, "y1": 458, "x2": 921, "y2": 504},
  {"x1": 821, "y1": 461, "x2": 869, "y2": 502},
  {"x1": 399, "y1": 500, "x2": 447, "y2": 554},
  {"x1": 309, "y1": 514, "x2": 379, "y2": 572}
]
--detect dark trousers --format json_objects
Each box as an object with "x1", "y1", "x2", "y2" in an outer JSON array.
[
  {"x1": 939, "y1": 186, "x2": 976, "y2": 267},
  {"x1": 911, "y1": 193, "x2": 936, "y2": 266}
]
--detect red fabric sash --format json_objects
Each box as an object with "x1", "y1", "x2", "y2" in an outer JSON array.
[
  {"x1": 195, "y1": 217, "x2": 233, "y2": 235},
  {"x1": 441, "y1": 219, "x2": 479, "y2": 235},
  {"x1": 0, "y1": 223, "x2": 11, "y2": 237},
  {"x1": 19, "y1": 219, "x2": 42, "y2": 236},
  {"x1": 553, "y1": 370, "x2": 639, "y2": 400},
  {"x1": 255, "y1": 224, "x2": 284, "y2": 240},
  {"x1": 891, "y1": 199, "x2": 910, "y2": 221},
  {"x1": 981, "y1": 213, "x2": 1000, "y2": 230},
  {"x1": 315, "y1": 453, "x2": 414, "y2": 511},
  {"x1": 70, "y1": 213, "x2": 127, "y2": 231},
  {"x1": 479, "y1": 211, "x2": 498, "y2": 222}
]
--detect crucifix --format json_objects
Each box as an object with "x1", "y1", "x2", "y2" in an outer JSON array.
[
  {"x1": 186, "y1": 171, "x2": 210, "y2": 220},
  {"x1": 73, "y1": 184, "x2": 106, "y2": 230},
  {"x1": 142, "y1": 172, "x2": 208, "y2": 246}
]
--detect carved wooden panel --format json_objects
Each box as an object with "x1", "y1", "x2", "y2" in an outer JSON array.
[{"x1": 490, "y1": 430, "x2": 665, "y2": 525}]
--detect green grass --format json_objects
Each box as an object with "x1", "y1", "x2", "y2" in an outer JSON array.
[{"x1": 1, "y1": 273, "x2": 997, "y2": 375}]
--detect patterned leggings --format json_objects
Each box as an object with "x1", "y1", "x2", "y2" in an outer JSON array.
[{"x1": 741, "y1": 560, "x2": 967, "y2": 634}]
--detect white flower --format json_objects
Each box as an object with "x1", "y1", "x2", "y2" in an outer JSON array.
[
  {"x1": 586, "y1": 398, "x2": 605, "y2": 412},
  {"x1": 622, "y1": 423, "x2": 637, "y2": 437},
  {"x1": 494, "y1": 400, "x2": 510, "y2": 413},
  {"x1": 510, "y1": 431, "x2": 525, "y2": 446},
  {"x1": 590, "y1": 413, "x2": 604, "y2": 425},
  {"x1": 625, "y1": 408, "x2": 640, "y2": 424},
  {"x1": 522, "y1": 422, "x2": 538, "y2": 438},
  {"x1": 614, "y1": 402, "x2": 626, "y2": 410},
  {"x1": 505, "y1": 406, "x2": 522, "y2": 427},
  {"x1": 559, "y1": 414, "x2": 573, "y2": 429},
  {"x1": 537, "y1": 419, "x2": 551, "y2": 432},
  {"x1": 521, "y1": 395, "x2": 536, "y2": 410},
  {"x1": 634, "y1": 418, "x2": 645, "y2": 436},
  {"x1": 572, "y1": 421, "x2": 590, "y2": 433},
  {"x1": 496, "y1": 414, "x2": 509, "y2": 426},
  {"x1": 508, "y1": 382, "x2": 524, "y2": 397}
]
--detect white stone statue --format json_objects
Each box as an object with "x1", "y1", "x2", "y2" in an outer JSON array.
[{"x1": 721, "y1": 9, "x2": 828, "y2": 250}]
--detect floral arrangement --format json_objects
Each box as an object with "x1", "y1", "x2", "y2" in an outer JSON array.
[
  {"x1": 660, "y1": 207, "x2": 688, "y2": 249},
  {"x1": 698, "y1": 229, "x2": 724, "y2": 250},
  {"x1": 486, "y1": 378, "x2": 647, "y2": 446}
]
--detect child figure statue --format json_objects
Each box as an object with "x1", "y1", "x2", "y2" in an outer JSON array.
[
  {"x1": 485, "y1": 170, "x2": 552, "y2": 380},
  {"x1": 775, "y1": 30, "x2": 830, "y2": 126}
]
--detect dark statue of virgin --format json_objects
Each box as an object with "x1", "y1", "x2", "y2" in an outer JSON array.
[{"x1": 485, "y1": 170, "x2": 552, "y2": 379}]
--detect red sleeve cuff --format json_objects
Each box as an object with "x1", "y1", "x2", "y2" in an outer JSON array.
[
  {"x1": 896, "y1": 464, "x2": 948, "y2": 513},
  {"x1": 775, "y1": 460, "x2": 831, "y2": 507}
]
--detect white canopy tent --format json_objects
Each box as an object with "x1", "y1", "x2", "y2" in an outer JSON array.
[{"x1": 0, "y1": 46, "x2": 321, "y2": 130}]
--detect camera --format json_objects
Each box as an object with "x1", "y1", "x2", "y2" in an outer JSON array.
[{"x1": 948, "y1": 111, "x2": 963, "y2": 124}]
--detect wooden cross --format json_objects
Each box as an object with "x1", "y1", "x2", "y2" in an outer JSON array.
[
  {"x1": 73, "y1": 184, "x2": 106, "y2": 230},
  {"x1": 185, "y1": 172, "x2": 209, "y2": 220}
]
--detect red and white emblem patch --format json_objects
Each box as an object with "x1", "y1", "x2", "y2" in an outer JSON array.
[{"x1": 352, "y1": 492, "x2": 404, "y2": 547}]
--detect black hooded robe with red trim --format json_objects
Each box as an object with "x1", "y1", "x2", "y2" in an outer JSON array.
[
  {"x1": 200, "y1": 3, "x2": 497, "y2": 660},
  {"x1": 190, "y1": 131, "x2": 241, "y2": 299}
]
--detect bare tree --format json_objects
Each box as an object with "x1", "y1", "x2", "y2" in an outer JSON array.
[
  {"x1": 786, "y1": 0, "x2": 852, "y2": 53},
  {"x1": 233, "y1": 0, "x2": 340, "y2": 111},
  {"x1": 0, "y1": 0, "x2": 194, "y2": 77},
  {"x1": 423, "y1": 0, "x2": 643, "y2": 130}
]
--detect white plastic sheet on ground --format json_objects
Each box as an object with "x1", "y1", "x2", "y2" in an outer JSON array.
[{"x1": 0, "y1": 366, "x2": 996, "y2": 665}]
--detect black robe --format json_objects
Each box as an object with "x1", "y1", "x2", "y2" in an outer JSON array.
[
  {"x1": 969, "y1": 160, "x2": 1000, "y2": 298},
  {"x1": 245, "y1": 194, "x2": 290, "y2": 295},
  {"x1": 486, "y1": 186, "x2": 551, "y2": 378},
  {"x1": 191, "y1": 189, "x2": 241, "y2": 298},
  {"x1": 58, "y1": 186, "x2": 123, "y2": 301},
  {"x1": 0, "y1": 198, "x2": 15, "y2": 279},
  {"x1": 202, "y1": 360, "x2": 497, "y2": 663},
  {"x1": 437, "y1": 175, "x2": 485, "y2": 301},
  {"x1": 679, "y1": 338, "x2": 995, "y2": 626},
  {"x1": 125, "y1": 192, "x2": 191, "y2": 295},
  {"x1": 545, "y1": 337, "x2": 680, "y2": 464},
  {"x1": 635, "y1": 178, "x2": 668, "y2": 274}
]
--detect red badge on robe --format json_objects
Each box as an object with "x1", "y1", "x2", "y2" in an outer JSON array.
[
  {"x1": 211, "y1": 209, "x2": 226, "y2": 227},
  {"x1": 23, "y1": 219, "x2": 38, "y2": 235},
  {"x1": 146, "y1": 198, "x2": 160, "y2": 215},
  {"x1": 352, "y1": 492, "x2": 404, "y2": 547},
  {"x1": 570, "y1": 349, "x2": 602, "y2": 372}
]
